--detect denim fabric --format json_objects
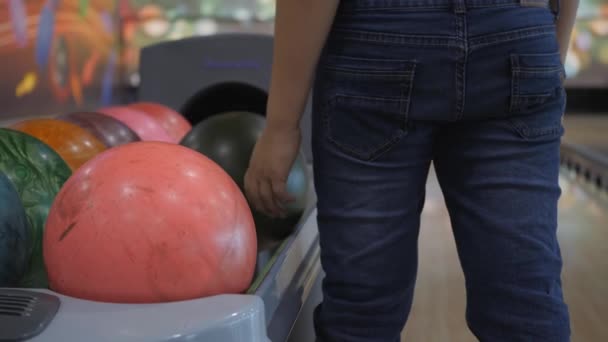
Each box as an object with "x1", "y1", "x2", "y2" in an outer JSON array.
[{"x1": 310, "y1": 0, "x2": 570, "y2": 341}]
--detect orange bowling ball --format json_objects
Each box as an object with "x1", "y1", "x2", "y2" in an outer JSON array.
[
  {"x1": 11, "y1": 118, "x2": 106, "y2": 171},
  {"x1": 44, "y1": 142, "x2": 257, "y2": 303},
  {"x1": 129, "y1": 102, "x2": 192, "y2": 142}
]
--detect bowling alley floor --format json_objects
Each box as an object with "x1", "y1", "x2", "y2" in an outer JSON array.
[
  {"x1": 398, "y1": 115, "x2": 608, "y2": 341},
  {"x1": 562, "y1": 113, "x2": 608, "y2": 150}
]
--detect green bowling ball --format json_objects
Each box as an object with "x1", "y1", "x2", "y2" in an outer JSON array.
[
  {"x1": 0, "y1": 128, "x2": 72, "y2": 288},
  {"x1": 181, "y1": 111, "x2": 265, "y2": 188},
  {"x1": 180, "y1": 111, "x2": 309, "y2": 240},
  {"x1": 0, "y1": 171, "x2": 31, "y2": 287}
]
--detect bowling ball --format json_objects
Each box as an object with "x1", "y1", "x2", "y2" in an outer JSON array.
[
  {"x1": 180, "y1": 111, "x2": 265, "y2": 188},
  {"x1": 98, "y1": 106, "x2": 174, "y2": 143},
  {"x1": 0, "y1": 128, "x2": 72, "y2": 288},
  {"x1": 44, "y1": 142, "x2": 257, "y2": 303},
  {"x1": 57, "y1": 111, "x2": 141, "y2": 148},
  {"x1": 180, "y1": 111, "x2": 309, "y2": 240},
  {"x1": 252, "y1": 152, "x2": 310, "y2": 240},
  {"x1": 11, "y1": 118, "x2": 107, "y2": 171},
  {"x1": 129, "y1": 102, "x2": 192, "y2": 142},
  {"x1": 0, "y1": 171, "x2": 31, "y2": 287}
]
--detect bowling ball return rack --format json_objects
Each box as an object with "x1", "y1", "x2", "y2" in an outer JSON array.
[
  {"x1": 1, "y1": 32, "x2": 324, "y2": 341},
  {"x1": 0, "y1": 189, "x2": 323, "y2": 342}
]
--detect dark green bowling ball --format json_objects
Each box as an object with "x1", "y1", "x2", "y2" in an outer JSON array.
[
  {"x1": 0, "y1": 171, "x2": 31, "y2": 287},
  {"x1": 180, "y1": 111, "x2": 265, "y2": 188},
  {"x1": 0, "y1": 128, "x2": 72, "y2": 288},
  {"x1": 180, "y1": 111, "x2": 309, "y2": 240}
]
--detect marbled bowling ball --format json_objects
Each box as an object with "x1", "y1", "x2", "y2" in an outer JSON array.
[
  {"x1": 0, "y1": 171, "x2": 31, "y2": 287},
  {"x1": 57, "y1": 111, "x2": 141, "y2": 148},
  {"x1": 44, "y1": 142, "x2": 257, "y2": 303},
  {"x1": 0, "y1": 128, "x2": 72, "y2": 288},
  {"x1": 129, "y1": 102, "x2": 191, "y2": 142},
  {"x1": 10, "y1": 118, "x2": 107, "y2": 171}
]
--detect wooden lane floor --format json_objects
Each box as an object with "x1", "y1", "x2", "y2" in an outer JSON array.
[
  {"x1": 563, "y1": 114, "x2": 608, "y2": 149},
  {"x1": 401, "y1": 167, "x2": 608, "y2": 341}
]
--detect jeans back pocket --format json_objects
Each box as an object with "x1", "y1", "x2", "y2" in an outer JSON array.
[
  {"x1": 509, "y1": 52, "x2": 566, "y2": 139},
  {"x1": 317, "y1": 55, "x2": 417, "y2": 161},
  {"x1": 510, "y1": 52, "x2": 565, "y2": 113}
]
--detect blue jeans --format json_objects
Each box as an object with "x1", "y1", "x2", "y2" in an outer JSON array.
[{"x1": 311, "y1": 0, "x2": 570, "y2": 341}]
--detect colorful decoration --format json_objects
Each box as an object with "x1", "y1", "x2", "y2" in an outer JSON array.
[{"x1": 1, "y1": 0, "x2": 119, "y2": 119}]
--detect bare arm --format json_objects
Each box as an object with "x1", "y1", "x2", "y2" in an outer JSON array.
[
  {"x1": 553, "y1": 0, "x2": 580, "y2": 63},
  {"x1": 265, "y1": 0, "x2": 340, "y2": 131}
]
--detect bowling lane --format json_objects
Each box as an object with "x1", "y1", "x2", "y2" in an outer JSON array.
[
  {"x1": 563, "y1": 114, "x2": 608, "y2": 158},
  {"x1": 400, "y1": 166, "x2": 608, "y2": 342}
]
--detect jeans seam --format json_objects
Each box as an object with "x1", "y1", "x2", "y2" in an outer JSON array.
[
  {"x1": 510, "y1": 55, "x2": 520, "y2": 113},
  {"x1": 469, "y1": 25, "x2": 556, "y2": 51},
  {"x1": 322, "y1": 68, "x2": 414, "y2": 78},
  {"x1": 402, "y1": 63, "x2": 416, "y2": 126},
  {"x1": 515, "y1": 67, "x2": 565, "y2": 77},
  {"x1": 507, "y1": 117, "x2": 565, "y2": 138},
  {"x1": 337, "y1": 0, "x2": 547, "y2": 9},
  {"x1": 341, "y1": 5, "x2": 452, "y2": 11},
  {"x1": 331, "y1": 29, "x2": 463, "y2": 48},
  {"x1": 327, "y1": 130, "x2": 408, "y2": 161},
  {"x1": 322, "y1": 55, "x2": 417, "y2": 63},
  {"x1": 455, "y1": 14, "x2": 468, "y2": 120},
  {"x1": 332, "y1": 94, "x2": 404, "y2": 102},
  {"x1": 329, "y1": 26, "x2": 554, "y2": 50}
]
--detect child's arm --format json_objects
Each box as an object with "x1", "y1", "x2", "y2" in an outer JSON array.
[
  {"x1": 265, "y1": 0, "x2": 340, "y2": 131},
  {"x1": 554, "y1": 0, "x2": 580, "y2": 63}
]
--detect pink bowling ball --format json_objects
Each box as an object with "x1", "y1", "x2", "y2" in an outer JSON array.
[{"x1": 98, "y1": 106, "x2": 173, "y2": 143}]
